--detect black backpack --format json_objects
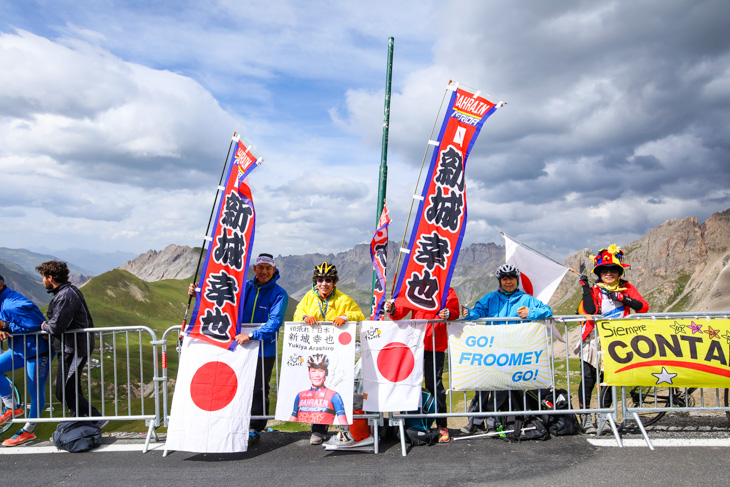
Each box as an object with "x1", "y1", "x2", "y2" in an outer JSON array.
[
  {"x1": 531, "y1": 389, "x2": 581, "y2": 436},
  {"x1": 502, "y1": 415, "x2": 550, "y2": 442},
  {"x1": 52, "y1": 421, "x2": 102, "y2": 452},
  {"x1": 396, "y1": 390, "x2": 440, "y2": 446}
]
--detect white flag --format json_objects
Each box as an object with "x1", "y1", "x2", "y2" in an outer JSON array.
[
  {"x1": 361, "y1": 320, "x2": 426, "y2": 412},
  {"x1": 503, "y1": 233, "x2": 569, "y2": 304},
  {"x1": 165, "y1": 336, "x2": 258, "y2": 453}
]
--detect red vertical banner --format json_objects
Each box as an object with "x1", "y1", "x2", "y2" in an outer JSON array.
[
  {"x1": 370, "y1": 204, "x2": 391, "y2": 320},
  {"x1": 187, "y1": 138, "x2": 260, "y2": 350},
  {"x1": 392, "y1": 84, "x2": 501, "y2": 312}
]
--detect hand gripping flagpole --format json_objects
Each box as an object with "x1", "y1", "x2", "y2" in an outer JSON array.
[{"x1": 178, "y1": 132, "x2": 239, "y2": 344}]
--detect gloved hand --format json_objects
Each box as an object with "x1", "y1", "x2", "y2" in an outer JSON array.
[
  {"x1": 579, "y1": 275, "x2": 590, "y2": 288},
  {"x1": 438, "y1": 309, "x2": 451, "y2": 319},
  {"x1": 384, "y1": 300, "x2": 395, "y2": 315},
  {"x1": 606, "y1": 291, "x2": 624, "y2": 302},
  {"x1": 333, "y1": 316, "x2": 347, "y2": 327},
  {"x1": 304, "y1": 316, "x2": 318, "y2": 325}
]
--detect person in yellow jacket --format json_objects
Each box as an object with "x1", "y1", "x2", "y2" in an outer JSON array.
[{"x1": 293, "y1": 262, "x2": 365, "y2": 445}]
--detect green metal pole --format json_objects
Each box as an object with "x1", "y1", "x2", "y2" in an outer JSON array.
[{"x1": 371, "y1": 37, "x2": 394, "y2": 314}]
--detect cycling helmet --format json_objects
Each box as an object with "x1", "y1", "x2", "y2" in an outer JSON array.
[
  {"x1": 313, "y1": 262, "x2": 338, "y2": 282},
  {"x1": 495, "y1": 264, "x2": 520, "y2": 280},
  {"x1": 307, "y1": 353, "x2": 329, "y2": 370}
]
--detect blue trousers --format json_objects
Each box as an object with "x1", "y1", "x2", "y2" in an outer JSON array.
[{"x1": 0, "y1": 350, "x2": 51, "y2": 421}]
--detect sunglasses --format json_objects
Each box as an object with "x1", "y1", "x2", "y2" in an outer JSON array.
[{"x1": 316, "y1": 278, "x2": 334, "y2": 284}]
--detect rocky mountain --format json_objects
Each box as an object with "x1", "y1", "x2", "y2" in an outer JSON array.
[
  {"x1": 118, "y1": 245, "x2": 200, "y2": 282},
  {"x1": 0, "y1": 247, "x2": 94, "y2": 306},
  {"x1": 550, "y1": 208, "x2": 730, "y2": 314}
]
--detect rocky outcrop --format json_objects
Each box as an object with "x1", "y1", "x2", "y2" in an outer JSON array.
[{"x1": 119, "y1": 244, "x2": 199, "y2": 282}]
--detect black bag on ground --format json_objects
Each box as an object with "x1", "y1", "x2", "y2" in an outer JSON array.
[
  {"x1": 52, "y1": 421, "x2": 102, "y2": 452},
  {"x1": 396, "y1": 426, "x2": 441, "y2": 446},
  {"x1": 395, "y1": 389, "x2": 440, "y2": 446},
  {"x1": 502, "y1": 415, "x2": 550, "y2": 442},
  {"x1": 527, "y1": 388, "x2": 581, "y2": 436}
]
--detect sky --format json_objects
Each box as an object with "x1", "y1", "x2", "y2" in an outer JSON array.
[{"x1": 1, "y1": 0, "x2": 730, "y2": 263}]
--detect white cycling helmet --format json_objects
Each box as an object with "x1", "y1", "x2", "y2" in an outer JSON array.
[{"x1": 495, "y1": 264, "x2": 520, "y2": 279}]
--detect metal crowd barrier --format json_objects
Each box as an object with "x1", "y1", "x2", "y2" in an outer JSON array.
[
  {"x1": 161, "y1": 323, "x2": 384, "y2": 453},
  {"x1": 602, "y1": 311, "x2": 730, "y2": 449},
  {"x1": 2, "y1": 327, "x2": 162, "y2": 452},
  {"x1": 387, "y1": 316, "x2": 623, "y2": 456}
]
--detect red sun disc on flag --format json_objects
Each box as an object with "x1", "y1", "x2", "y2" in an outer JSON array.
[
  {"x1": 339, "y1": 332, "x2": 352, "y2": 345},
  {"x1": 190, "y1": 361, "x2": 238, "y2": 411},
  {"x1": 377, "y1": 342, "x2": 415, "y2": 382},
  {"x1": 521, "y1": 273, "x2": 534, "y2": 295}
]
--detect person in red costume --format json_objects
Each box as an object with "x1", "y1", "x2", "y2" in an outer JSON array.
[
  {"x1": 384, "y1": 288, "x2": 460, "y2": 443},
  {"x1": 575, "y1": 244, "x2": 648, "y2": 434}
]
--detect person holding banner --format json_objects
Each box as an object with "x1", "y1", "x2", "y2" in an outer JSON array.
[
  {"x1": 293, "y1": 262, "x2": 365, "y2": 445},
  {"x1": 575, "y1": 244, "x2": 648, "y2": 434},
  {"x1": 460, "y1": 264, "x2": 552, "y2": 434},
  {"x1": 188, "y1": 253, "x2": 288, "y2": 445},
  {"x1": 384, "y1": 288, "x2": 460, "y2": 443}
]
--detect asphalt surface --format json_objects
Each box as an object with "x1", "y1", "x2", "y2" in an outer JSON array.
[{"x1": 3, "y1": 416, "x2": 730, "y2": 487}]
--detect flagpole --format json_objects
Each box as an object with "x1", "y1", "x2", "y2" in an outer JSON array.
[
  {"x1": 499, "y1": 230, "x2": 582, "y2": 277},
  {"x1": 389, "y1": 82, "x2": 452, "y2": 297},
  {"x1": 179, "y1": 132, "x2": 238, "y2": 336},
  {"x1": 371, "y1": 37, "x2": 394, "y2": 311}
]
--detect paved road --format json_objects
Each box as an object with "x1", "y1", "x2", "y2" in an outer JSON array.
[{"x1": 3, "y1": 420, "x2": 730, "y2": 487}]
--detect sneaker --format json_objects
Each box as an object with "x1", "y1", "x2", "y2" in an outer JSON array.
[
  {"x1": 460, "y1": 422, "x2": 485, "y2": 435},
  {"x1": 2, "y1": 429, "x2": 36, "y2": 447},
  {"x1": 248, "y1": 429, "x2": 260, "y2": 446},
  {"x1": 326, "y1": 431, "x2": 355, "y2": 447},
  {"x1": 438, "y1": 427, "x2": 450, "y2": 443},
  {"x1": 0, "y1": 406, "x2": 23, "y2": 425},
  {"x1": 581, "y1": 414, "x2": 597, "y2": 434},
  {"x1": 309, "y1": 433, "x2": 325, "y2": 445}
]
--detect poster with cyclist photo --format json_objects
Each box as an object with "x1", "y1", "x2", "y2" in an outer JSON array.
[{"x1": 274, "y1": 322, "x2": 355, "y2": 425}]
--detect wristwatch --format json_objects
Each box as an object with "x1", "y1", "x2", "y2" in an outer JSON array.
[{"x1": 248, "y1": 332, "x2": 254, "y2": 340}]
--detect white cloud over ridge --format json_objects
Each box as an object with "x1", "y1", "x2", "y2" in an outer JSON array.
[{"x1": 0, "y1": 0, "x2": 729, "y2": 262}]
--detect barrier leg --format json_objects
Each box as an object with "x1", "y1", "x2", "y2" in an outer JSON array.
[
  {"x1": 371, "y1": 418, "x2": 379, "y2": 455},
  {"x1": 143, "y1": 420, "x2": 156, "y2": 453},
  {"x1": 397, "y1": 418, "x2": 407, "y2": 457},
  {"x1": 631, "y1": 412, "x2": 655, "y2": 450},
  {"x1": 605, "y1": 413, "x2": 623, "y2": 447}
]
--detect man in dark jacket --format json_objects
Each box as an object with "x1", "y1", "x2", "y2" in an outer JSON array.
[
  {"x1": 189, "y1": 253, "x2": 288, "y2": 444},
  {"x1": 36, "y1": 260, "x2": 101, "y2": 418}
]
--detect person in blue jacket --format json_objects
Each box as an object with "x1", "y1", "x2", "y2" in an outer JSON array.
[
  {"x1": 0, "y1": 274, "x2": 52, "y2": 446},
  {"x1": 189, "y1": 253, "x2": 288, "y2": 444},
  {"x1": 459, "y1": 264, "x2": 553, "y2": 434}
]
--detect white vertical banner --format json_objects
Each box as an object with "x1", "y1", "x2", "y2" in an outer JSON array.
[
  {"x1": 165, "y1": 336, "x2": 259, "y2": 453},
  {"x1": 448, "y1": 322, "x2": 552, "y2": 391},
  {"x1": 503, "y1": 233, "x2": 569, "y2": 304},
  {"x1": 275, "y1": 322, "x2": 356, "y2": 425},
  {"x1": 360, "y1": 320, "x2": 427, "y2": 412}
]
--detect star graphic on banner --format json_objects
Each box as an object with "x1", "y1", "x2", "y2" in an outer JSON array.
[
  {"x1": 670, "y1": 322, "x2": 687, "y2": 335},
  {"x1": 722, "y1": 330, "x2": 730, "y2": 345},
  {"x1": 652, "y1": 367, "x2": 678, "y2": 385},
  {"x1": 687, "y1": 321, "x2": 703, "y2": 334},
  {"x1": 704, "y1": 326, "x2": 720, "y2": 340}
]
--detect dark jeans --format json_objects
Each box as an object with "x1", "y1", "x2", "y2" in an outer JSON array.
[
  {"x1": 56, "y1": 352, "x2": 101, "y2": 417},
  {"x1": 250, "y1": 355, "x2": 275, "y2": 432},
  {"x1": 578, "y1": 361, "x2": 610, "y2": 408},
  {"x1": 424, "y1": 350, "x2": 447, "y2": 428}
]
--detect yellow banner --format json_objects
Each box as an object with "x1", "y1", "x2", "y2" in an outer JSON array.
[{"x1": 598, "y1": 318, "x2": 730, "y2": 387}]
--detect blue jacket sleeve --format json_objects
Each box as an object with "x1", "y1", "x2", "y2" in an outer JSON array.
[
  {"x1": 4, "y1": 300, "x2": 45, "y2": 334},
  {"x1": 465, "y1": 294, "x2": 491, "y2": 320},
  {"x1": 251, "y1": 289, "x2": 288, "y2": 342},
  {"x1": 525, "y1": 296, "x2": 553, "y2": 320}
]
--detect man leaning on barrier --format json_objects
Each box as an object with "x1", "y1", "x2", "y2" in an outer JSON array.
[
  {"x1": 384, "y1": 287, "x2": 460, "y2": 443},
  {"x1": 188, "y1": 252, "x2": 288, "y2": 445},
  {"x1": 575, "y1": 244, "x2": 648, "y2": 434},
  {"x1": 36, "y1": 260, "x2": 103, "y2": 422},
  {"x1": 460, "y1": 264, "x2": 553, "y2": 435},
  {"x1": 0, "y1": 273, "x2": 53, "y2": 446},
  {"x1": 293, "y1": 262, "x2": 365, "y2": 445}
]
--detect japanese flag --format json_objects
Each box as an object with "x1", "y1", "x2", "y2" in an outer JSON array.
[
  {"x1": 361, "y1": 320, "x2": 426, "y2": 412},
  {"x1": 503, "y1": 233, "x2": 569, "y2": 304},
  {"x1": 165, "y1": 336, "x2": 258, "y2": 453}
]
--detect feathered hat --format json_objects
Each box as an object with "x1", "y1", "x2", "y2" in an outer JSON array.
[{"x1": 590, "y1": 244, "x2": 630, "y2": 277}]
